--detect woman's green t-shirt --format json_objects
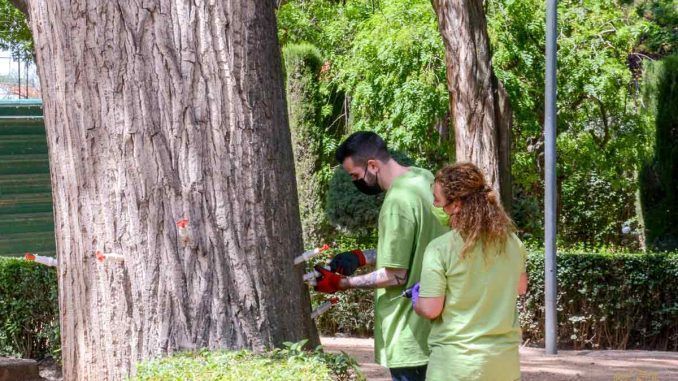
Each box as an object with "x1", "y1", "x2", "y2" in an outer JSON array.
[{"x1": 419, "y1": 230, "x2": 527, "y2": 381}]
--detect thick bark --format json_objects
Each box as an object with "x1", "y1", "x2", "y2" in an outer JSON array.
[
  {"x1": 23, "y1": 1, "x2": 318, "y2": 380},
  {"x1": 432, "y1": 0, "x2": 512, "y2": 210}
]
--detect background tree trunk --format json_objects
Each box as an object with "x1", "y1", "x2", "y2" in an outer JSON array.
[
  {"x1": 20, "y1": 1, "x2": 318, "y2": 379},
  {"x1": 432, "y1": 0, "x2": 513, "y2": 211}
]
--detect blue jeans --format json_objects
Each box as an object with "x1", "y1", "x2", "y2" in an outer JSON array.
[{"x1": 390, "y1": 365, "x2": 428, "y2": 381}]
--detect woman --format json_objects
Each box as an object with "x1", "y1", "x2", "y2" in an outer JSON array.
[{"x1": 413, "y1": 162, "x2": 528, "y2": 381}]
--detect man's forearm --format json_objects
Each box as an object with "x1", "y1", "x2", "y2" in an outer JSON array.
[{"x1": 339, "y1": 267, "x2": 407, "y2": 290}]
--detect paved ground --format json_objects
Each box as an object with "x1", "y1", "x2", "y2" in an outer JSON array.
[{"x1": 321, "y1": 336, "x2": 678, "y2": 381}]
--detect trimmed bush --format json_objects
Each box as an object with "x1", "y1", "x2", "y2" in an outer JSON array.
[
  {"x1": 0, "y1": 257, "x2": 59, "y2": 359},
  {"x1": 522, "y1": 251, "x2": 677, "y2": 350},
  {"x1": 284, "y1": 43, "x2": 332, "y2": 247},
  {"x1": 132, "y1": 340, "x2": 364, "y2": 381}
]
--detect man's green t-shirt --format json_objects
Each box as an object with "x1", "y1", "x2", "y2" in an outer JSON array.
[
  {"x1": 373, "y1": 167, "x2": 449, "y2": 368},
  {"x1": 419, "y1": 230, "x2": 527, "y2": 381}
]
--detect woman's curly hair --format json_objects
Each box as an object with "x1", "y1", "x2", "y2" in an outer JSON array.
[{"x1": 435, "y1": 162, "x2": 515, "y2": 259}]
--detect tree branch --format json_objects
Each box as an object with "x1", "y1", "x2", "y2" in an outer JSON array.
[{"x1": 8, "y1": 0, "x2": 29, "y2": 17}]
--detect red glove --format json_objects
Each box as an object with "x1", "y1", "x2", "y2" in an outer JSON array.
[{"x1": 314, "y1": 265, "x2": 345, "y2": 294}]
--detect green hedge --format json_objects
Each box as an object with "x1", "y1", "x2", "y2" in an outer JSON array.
[
  {"x1": 132, "y1": 341, "x2": 364, "y2": 381},
  {"x1": 522, "y1": 252, "x2": 677, "y2": 350},
  {"x1": 0, "y1": 257, "x2": 59, "y2": 359},
  {"x1": 314, "y1": 251, "x2": 678, "y2": 351},
  {"x1": 284, "y1": 43, "x2": 332, "y2": 247}
]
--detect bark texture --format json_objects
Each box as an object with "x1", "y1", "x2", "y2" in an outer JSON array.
[
  {"x1": 432, "y1": 0, "x2": 513, "y2": 210},
  {"x1": 23, "y1": 1, "x2": 318, "y2": 379}
]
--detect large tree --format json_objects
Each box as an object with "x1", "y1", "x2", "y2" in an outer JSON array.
[
  {"x1": 432, "y1": 0, "x2": 513, "y2": 209},
  {"x1": 10, "y1": 0, "x2": 318, "y2": 379}
]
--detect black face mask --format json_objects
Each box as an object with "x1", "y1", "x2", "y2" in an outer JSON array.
[{"x1": 353, "y1": 165, "x2": 383, "y2": 195}]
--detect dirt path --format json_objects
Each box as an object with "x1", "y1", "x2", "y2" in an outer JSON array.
[{"x1": 321, "y1": 337, "x2": 678, "y2": 381}]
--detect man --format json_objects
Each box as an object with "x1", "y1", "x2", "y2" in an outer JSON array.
[{"x1": 314, "y1": 131, "x2": 448, "y2": 381}]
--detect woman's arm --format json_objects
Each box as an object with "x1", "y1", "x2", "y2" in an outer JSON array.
[
  {"x1": 414, "y1": 296, "x2": 445, "y2": 320},
  {"x1": 518, "y1": 272, "x2": 528, "y2": 295}
]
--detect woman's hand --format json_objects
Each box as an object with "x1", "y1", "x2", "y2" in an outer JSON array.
[{"x1": 518, "y1": 272, "x2": 528, "y2": 296}]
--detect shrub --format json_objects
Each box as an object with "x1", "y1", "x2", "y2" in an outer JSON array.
[
  {"x1": 132, "y1": 340, "x2": 364, "y2": 381},
  {"x1": 0, "y1": 257, "x2": 59, "y2": 359},
  {"x1": 284, "y1": 43, "x2": 333, "y2": 247},
  {"x1": 640, "y1": 54, "x2": 678, "y2": 251},
  {"x1": 522, "y1": 251, "x2": 678, "y2": 350}
]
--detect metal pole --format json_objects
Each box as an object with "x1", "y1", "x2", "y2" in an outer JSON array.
[
  {"x1": 25, "y1": 60, "x2": 28, "y2": 99},
  {"x1": 544, "y1": 0, "x2": 558, "y2": 355},
  {"x1": 17, "y1": 56, "x2": 21, "y2": 98}
]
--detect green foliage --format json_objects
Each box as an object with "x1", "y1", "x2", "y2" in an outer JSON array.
[
  {"x1": 522, "y1": 251, "x2": 678, "y2": 350},
  {"x1": 639, "y1": 54, "x2": 678, "y2": 250},
  {"x1": 284, "y1": 43, "x2": 335, "y2": 247},
  {"x1": 0, "y1": 0, "x2": 32, "y2": 60},
  {"x1": 284, "y1": 43, "x2": 324, "y2": 73},
  {"x1": 633, "y1": 0, "x2": 677, "y2": 56},
  {"x1": 278, "y1": 0, "x2": 673, "y2": 250},
  {"x1": 276, "y1": 340, "x2": 364, "y2": 381},
  {"x1": 332, "y1": 1, "x2": 450, "y2": 166},
  {"x1": 278, "y1": 0, "x2": 451, "y2": 168},
  {"x1": 0, "y1": 257, "x2": 59, "y2": 359},
  {"x1": 487, "y1": 0, "x2": 656, "y2": 247},
  {"x1": 132, "y1": 341, "x2": 364, "y2": 381}
]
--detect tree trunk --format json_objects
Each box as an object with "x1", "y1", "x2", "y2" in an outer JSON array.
[
  {"x1": 432, "y1": 0, "x2": 512, "y2": 211},
  {"x1": 20, "y1": 1, "x2": 318, "y2": 379}
]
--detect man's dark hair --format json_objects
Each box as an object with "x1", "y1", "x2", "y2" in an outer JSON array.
[{"x1": 335, "y1": 131, "x2": 390, "y2": 165}]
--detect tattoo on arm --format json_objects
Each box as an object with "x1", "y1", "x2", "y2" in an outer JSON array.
[
  {"x1": 393, "y1": 272, "x2": 407, "y2": 285},
  {"x1": 347, "y1": 268, "x2": 408, "y2": 289},
  {"x1": 348, "y1": 271, "x2": 380, "y2": 289}
]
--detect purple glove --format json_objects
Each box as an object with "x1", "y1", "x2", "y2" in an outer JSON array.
[{"x1": 411, "y1": 282, "x2": 420, "y2": 308}]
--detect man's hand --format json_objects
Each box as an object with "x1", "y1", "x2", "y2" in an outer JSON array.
[
  {"x1": 314, "y1": 265, "x2": 345, "y2": 294},
  {"x1": 329, "y1": 250, "x2": 367, "y2": 275}
]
